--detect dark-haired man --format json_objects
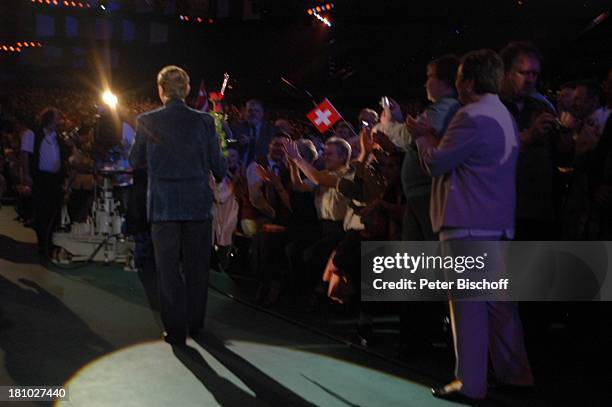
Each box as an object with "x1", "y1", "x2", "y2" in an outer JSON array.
[
  {"x1": 25, "y1": 108, "x2": 70, "y2": 259},
  {"x1": 376, "y1": 54, "x2": 461, "y2": 241},
  {"x1": 566, "y1": 80, "x2": 612, "y2": 239},
  {"x1": 499, "y1": 41, "x2": 570, "y2": 240},
  {"x1": 231, "y1": 99, "x2": 278, "y2": 165},
  {"x1": 374, "y1": 54, "x2": 462, "y2": 353},
  {"x1": 246, "y1": 133, "x2": 293, "y2": 306}
]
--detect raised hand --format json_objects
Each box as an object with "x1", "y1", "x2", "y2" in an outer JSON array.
[{"x1": 284, "y1": 140, "x2": 301, "y2": 161}]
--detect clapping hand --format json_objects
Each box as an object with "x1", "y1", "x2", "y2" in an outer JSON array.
[
  {"x1": 359, "y1": 127, "x2": 374, "y2": 155},
  {"x1": 372, "y1": 131, "x2": 395, "y2": 153},
  {"x1": 284, "y1": 140, "x2": 301, "y2": 161},
  {"x1": 405, "y1": 114, "x2": 436, "y2": 139},
  {"x1": 255, "y1": 164, "x2": 273, "y2": 182},
  {"x1": 380, "y1": 97, "x2": 403, "y2": 125}
]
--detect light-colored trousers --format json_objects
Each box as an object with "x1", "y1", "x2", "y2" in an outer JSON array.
[
  {"x1": 442, "y1": 234, "x2": 533, "y2": 398},
  {"x1": 449, "y1": 300, "x2": 534, "y2": 398}
]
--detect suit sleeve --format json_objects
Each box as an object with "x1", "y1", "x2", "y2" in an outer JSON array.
[
  {"x1": 415, "y1": 111, "x2": 480, "y2": 177},
  {"x1": 205, "y1": 114, "x2": 227, "y2": 183},
  {"x1": 375, "y1": 122, "x2": 413, "y2": 151},
  {"x1": 129, "y1": 116, "x2": 147, "y2": 170}
]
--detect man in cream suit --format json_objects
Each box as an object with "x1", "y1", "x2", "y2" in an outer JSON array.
[{"x1": 410, "y1": 49, "x2": 533, "y2": 401}]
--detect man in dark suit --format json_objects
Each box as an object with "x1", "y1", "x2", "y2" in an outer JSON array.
[
  {"x1": 129, "y1": 65, "x2": 226, "y2": 345},
  {"x1": 231, "y1": 99, "x2": 279, "y2": 165},
  {"x1": 22, "y1": 108, "x2": 70, "y2": 260}
]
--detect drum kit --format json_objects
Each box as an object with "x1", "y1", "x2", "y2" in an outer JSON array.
[{"x1": 52, "y1": 167, "x2": 135, "y2": 269}]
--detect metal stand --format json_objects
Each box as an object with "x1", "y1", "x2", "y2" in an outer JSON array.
[{"x1": 52, "y1": 169, "x2": 135, "y2": 269}]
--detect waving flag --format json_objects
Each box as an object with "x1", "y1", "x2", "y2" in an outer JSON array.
[
  {"x1": 195, "y1": 79, "x2": 209, "y2": 112},
  {"x1": 307, "y1": 98, "x2": 342, "y2": 133}
]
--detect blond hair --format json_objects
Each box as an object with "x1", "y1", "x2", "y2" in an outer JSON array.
[{"x1": 157, "y1": 65, "x2": 190, "y2": 100}]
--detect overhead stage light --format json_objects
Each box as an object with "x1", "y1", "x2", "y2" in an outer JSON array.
[{"x1": 102, "y1": 90, "x2": 118, "y2": 109}]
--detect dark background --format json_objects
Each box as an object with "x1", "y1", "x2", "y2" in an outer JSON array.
[{"x1": 1, "y1": 0, "x2": 611, "y2": 111}]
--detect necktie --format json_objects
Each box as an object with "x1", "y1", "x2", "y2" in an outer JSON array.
[{"x1": 246, "y1": 125, "x2": 257, "y2": 164}]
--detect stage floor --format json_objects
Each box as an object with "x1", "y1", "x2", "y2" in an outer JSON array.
[
  {"x1": 0, "y1": 207, "x2": 453, "y2": 407},
  {"x1": 0, "y1": 206, "x2": 609, "y2": 406}
]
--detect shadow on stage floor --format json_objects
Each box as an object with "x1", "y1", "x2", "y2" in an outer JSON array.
[
  {"x1": 0, "y1": 234, "x2": 39, "y2": 265},
  {"x1": 175, "y1": 332, "x2": 316, "y2": 407},
  {"x1": 0, "y1": 274, "x2": 113, "y2": 387}
]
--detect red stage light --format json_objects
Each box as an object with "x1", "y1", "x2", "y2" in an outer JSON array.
[
  {"x1": 17, "y1": 42, "x2": 22, "y2": 47},
  {"x1": 197, "y1": 17, "x2": 202, "y2": 23},
  {"x1": 23, "y1": 42, "x2": 29, "y2": 47},
  {"x1": 326, "y1": 4, "x2": 331, "y2": 10},
  {"x1": 16, "y1": 48, "x2": 21, "y2": 52},
  {"x1": 208, "y1": 18, "x2": 214, "y2": 24},
  {"x1": 316, "y1": 6, "x2": 321, "y2": 12},
  {"x1": 307, "y1": 9, "x2": 313, "y2": 15},
  {"x1": 184, "y1": 16, "x2": 190, "y2": 21}
]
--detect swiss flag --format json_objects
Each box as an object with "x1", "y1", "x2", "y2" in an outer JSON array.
[
  {"x1": 307, "y1": 99, "x2": 342, "y2": 134},
  {"x1": 194, "y1": 79, "x2": 209, "y2": 112}
]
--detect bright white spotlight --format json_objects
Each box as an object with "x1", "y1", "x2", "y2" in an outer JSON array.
[{"x1": 102, "y1": 90, "x2": 118, "y2": 109}]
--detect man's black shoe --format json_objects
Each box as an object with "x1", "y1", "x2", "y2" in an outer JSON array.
[
  {"x1": 162, "y1": 331, "x2": 186, "y2": 345},
  {"x1": 357, "y1": 324, "x2": 375, "y2": 347},
  {"x1": 189, "y1": 329, "x2": 203, "y2": 340},
  {"x1": 431, "y1": 381, "x2": 482, "y2": 403}
]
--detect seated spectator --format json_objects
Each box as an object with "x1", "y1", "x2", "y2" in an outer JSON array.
[
  {"x1": 283, "y1": 139, "x2": 320, "y2": 296},
  {"x1": 286, "y1": 137, "x2": 352, "y2": 302},
  {"x1": 328, "y1": 129, "x2": 387, "y2": 345},
  {"x1": 246, "y1": 133, "x2": 293, "y2": 306}
]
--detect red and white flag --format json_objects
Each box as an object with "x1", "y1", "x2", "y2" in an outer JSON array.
[
  {"x1": 307, "y1": 98, "x2": 342, "y2": 134},
  {"x1": 195, "y1": 79, "x2": 209, "y2": 112}
]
